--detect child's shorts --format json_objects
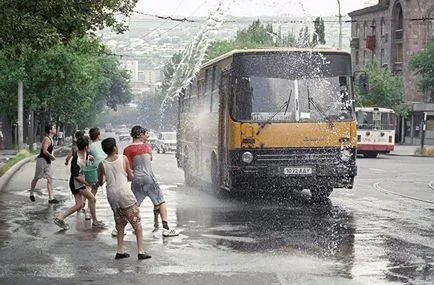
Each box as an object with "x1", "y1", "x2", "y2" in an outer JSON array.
[{"x1": 113, "y1": 204, "x2": 141, "y2": 230}]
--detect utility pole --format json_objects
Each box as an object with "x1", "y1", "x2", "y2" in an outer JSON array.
[
  {"x1": 420, "y1": 112, "x2": 427, "y2": 152},
  {"x1": 18, "y1": 81, "x2": 23, "y2": 150},
  {"x1": 337, "y1": 0, "x2": 342, "y2": 50}
]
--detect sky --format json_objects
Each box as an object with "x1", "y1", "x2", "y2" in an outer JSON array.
[{"x1": 136, "y1": 0, "x2": 378, "y2": 18}]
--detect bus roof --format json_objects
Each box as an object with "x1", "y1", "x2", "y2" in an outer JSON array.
[
  {"x1": 355, "y1": 107, "x2": 395, "y2": 113},
  {"x1": 202, "y1": 48, "x2": 351, "y2": 69}
]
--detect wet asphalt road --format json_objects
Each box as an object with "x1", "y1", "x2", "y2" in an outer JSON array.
[{"x1": 0, "y1": 151, "x2": 433, "y2": 285}]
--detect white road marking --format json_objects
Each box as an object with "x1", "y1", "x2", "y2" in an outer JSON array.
[{"x1": 373, "y1": 182, "x2": 434, "y2": 205}]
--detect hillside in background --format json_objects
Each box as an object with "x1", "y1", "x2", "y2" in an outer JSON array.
[{"x1": 99, "y1": 14, "x2": 352, "y2": 69}]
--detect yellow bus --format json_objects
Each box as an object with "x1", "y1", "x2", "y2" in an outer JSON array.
[{"x1": 177, "y1": 48, "x2": 359, "y2": 201}]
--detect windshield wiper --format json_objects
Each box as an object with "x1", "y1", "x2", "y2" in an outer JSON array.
[
  {"x1": 309, "y1": 97, "x2": 334, "y2": 126},
  {"x1": 256, "y1": 90, "x2": 292, "y2": 135}
]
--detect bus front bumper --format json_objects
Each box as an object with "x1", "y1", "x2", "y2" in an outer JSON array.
[{"x1": 229, "y1": 163, "x2": 357, "y2": 190}]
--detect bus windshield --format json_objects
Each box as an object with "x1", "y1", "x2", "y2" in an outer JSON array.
[
  {"x1": 356, "y1": 110, "x2": 396, "y2": 130},
  {"x1": 231, "y1": 52, "x2": 354, "y2": 122},
  {"x1": 233, "y1": 75, "x2": 353, "y2": 122}
]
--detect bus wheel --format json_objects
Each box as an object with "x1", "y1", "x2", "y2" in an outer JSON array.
[
  {"x1": 211, "y1": 155, "x2": 225, "y2": 197},
  {"x1": 310, "y1": 185, "x2": 332, "y2": 202},
  {"x1": 364, "y1": 152, "x2": 378, "y2": 158}
]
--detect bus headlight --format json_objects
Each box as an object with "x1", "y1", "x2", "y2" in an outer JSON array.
[
  {"x1": 340, "y1": 149, "x2": 352, "y2": 162},
  {"x1": 242, "y1": 152, "x2": 254, "y2": 164}
]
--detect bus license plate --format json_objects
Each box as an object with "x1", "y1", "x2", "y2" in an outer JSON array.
[{"x1": 284, "y1": 167, "x2": 313, "y2": 175}]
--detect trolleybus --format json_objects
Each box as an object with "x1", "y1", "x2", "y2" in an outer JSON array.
[{"x1": 356, "y1": 107, "x2": 396, "y2": 158}]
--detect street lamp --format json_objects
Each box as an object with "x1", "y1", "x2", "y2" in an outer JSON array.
[{"x1": 337, "y1": 0, "x2": 342, "y2": 49}]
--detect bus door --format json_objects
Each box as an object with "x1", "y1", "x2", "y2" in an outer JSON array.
[{"x1": 373, "y1": 111, "x2": 381, "y2": 130}]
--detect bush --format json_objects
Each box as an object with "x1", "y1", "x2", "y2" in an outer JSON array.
[{"x1": 414, "y1": 147, "x2": 434, "y2": 156}]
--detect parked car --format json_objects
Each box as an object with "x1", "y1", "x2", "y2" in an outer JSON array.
[
  {"x1": 148, "y1": 131, "x2": 158, "y2": 151},
  {"x1": 155, "y1": 132, "x2": 177, "y2": 154},
  {"x1": 104, "y1": 123, "x2": 113, "y2": 133},
  {"x1": 118, "y1": 133, "x2": 131, "y2": 142}
]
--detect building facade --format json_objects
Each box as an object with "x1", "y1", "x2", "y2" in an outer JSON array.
[{"x1": 349, "y1": 0, "x2": 434, "y2": 145}]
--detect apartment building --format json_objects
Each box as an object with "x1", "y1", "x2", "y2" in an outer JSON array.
[{"x1": 349, "y1": 0, "x2": 434, "y2": 144}]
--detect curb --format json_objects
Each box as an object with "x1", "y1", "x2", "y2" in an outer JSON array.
[
  {"x1": 0, "y1": 147, "x2": 69, "y2": 193},
  {"x1": 0, "y1": 155, "x2": 37, "y2": 192},
  {"x1": 385, "y1": 153, "x2": 433, "y2": 158}
]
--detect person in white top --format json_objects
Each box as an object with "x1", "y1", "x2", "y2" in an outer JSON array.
[{"x1": 98, "y1": 137, "x2": 151, "y2": 260}]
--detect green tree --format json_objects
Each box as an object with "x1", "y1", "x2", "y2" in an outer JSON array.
[
  {"x1": 138, "y1": 92, "x2": 165, "y2": 130},
  {"x1": 276, "y1": 27, "x2": 297, "y2": 47},
  {"x1": 0, "y1": 0, "x2": 136, "y2": 142},
  {"x1": 410, "y1": 40, "x2": 434, "y2": 101},
  {"x1": 236, "y1": 20, "x2": 274, "y2": 47},
  {"x1": 158, "y1": 53, "x2": 183, "y2": 130},
  {"x1": 0, "y1": 0, "x2": 138, "y2": 56},
  {"x1": 0, "y1": 38, "x2": 132, "y2": 127},
  {"x1": 298, "y1": 26, "x2": 311, "y2": 48},
  {"x1": 206, "y1": 40, "x2": 240, "y2": 61},
  {"x1": 312, "y1": 17, "x2": 326, "y2": 47},
  {"x1": 355, "y1": 63, "x2": 408, "y2": 116},
  {"x1": 206, "y1": 19, "x2": 297, "y2": 60}
]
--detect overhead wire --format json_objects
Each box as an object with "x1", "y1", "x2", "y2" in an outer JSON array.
[{"x1": 133, "y1": 0, "x2": 189, "y2": 40}]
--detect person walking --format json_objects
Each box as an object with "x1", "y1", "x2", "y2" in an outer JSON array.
[
  {"x1": 123, "y1": 125, "x2": 179, "y2": 237},
  {"x1": 53, "y1": 136, "x2": 105, "y2": 230},
  {"x1": 29, "y1": 124, "x2": 59, "y2": 203},
  {"x1": 84, "y1": 127, "x2": 107, "y2": 220},
  {"x1": 65, "y1": 130, "x2": 85, "y2": 166},
  {"x1": 98, "y1": 137, "x2": 151, "y2": 260}
]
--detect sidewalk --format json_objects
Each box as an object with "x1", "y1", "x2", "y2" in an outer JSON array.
[
  {"x1": 0, "y1": 145, "x2": 70, "y2": 192},
  {"x1": 388, "y1": 145, "x2": 418, "y2": 156},
  {"x1": 387, "y1": 144, "x2": 433, "y2": 156}
]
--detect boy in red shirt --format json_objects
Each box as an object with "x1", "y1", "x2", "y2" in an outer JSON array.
[{"x1": 123, "y1": 126, "x2": 179, "y2": 237}]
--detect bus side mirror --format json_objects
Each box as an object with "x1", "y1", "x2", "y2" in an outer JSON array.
[{"x1": 358, "y1": 73, "x2": 369, "y2": 95}]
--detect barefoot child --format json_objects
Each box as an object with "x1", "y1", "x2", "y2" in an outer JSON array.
[{"x1": 98, "y1": 137, "x2": 151, "y2": 260}]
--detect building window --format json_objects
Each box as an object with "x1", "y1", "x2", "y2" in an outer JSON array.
[
  {"x1": 364, "y1": 21, "x2": 368, "y2": 39},
  {"x1": 355, "y1": 50, "x2": 359, "y2": 66},
  {"x1": 392, "y1": 2, "x2": 404, "y2": 69},
  {"x1": 371, "y1": 20, "x2": 376, "y2": 35},
  {"x1": 396, "y1": 43, "x2": 403, "y2": 63},
  {"x1": 355, "y1": 23, "x2": 360, "y2": 37},
  {"x1": 363, "y1": 50, "x2": 367, "y2": 65},
  {"x1": 381, "y1": 17, "x2": 386, "y2": 36},
  {"x1": 429, "y1": 20, "x2": 434, "y2": 40}
]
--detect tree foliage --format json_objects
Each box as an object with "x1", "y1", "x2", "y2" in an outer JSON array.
[
  {"x1": 312, "y1": 17, "x2": 326, "y2": 47},
  {"x1": 298, "y1": 26, "x2": 311, "y2": 48},
  {"x1": 206, "y1": 19, "x2": 297, "y2": 60},
  {"x1": 0, "y1": 38, "x2": 132, "y2": 126},
  {"x1": 0, "y1": 0, "x2": 138, "y2": 56},
  {"x1": 355, "y1": 63, "x2": 408, "y2": 116},
  {"x1": 409, "y1": 40, "x2": 434, "y2": 101}
]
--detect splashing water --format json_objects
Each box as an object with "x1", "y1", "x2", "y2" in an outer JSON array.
[
  {"x1": 159, "y1": 2, "x2": 228, "y2": 117},
  {"x1": 158, "y1": 0, "x2": 333, "y2": 122}
]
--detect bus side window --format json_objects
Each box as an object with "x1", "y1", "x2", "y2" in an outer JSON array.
[
  {"x1": 211, "y1": 66, "x2": 221, "y2": 113},
  {"x1": 204, "y1": 68, "x2": 213, "y2": 112}
]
